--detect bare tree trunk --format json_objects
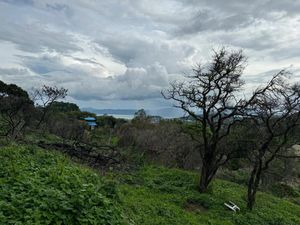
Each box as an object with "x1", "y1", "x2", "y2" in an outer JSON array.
[
  {"x1": 10, "y1": 120, "x2": 25, "y2": 140},
  {"x1": 247, "y1": 162, "x2": 262, "y2": 210},
  {"x1": 36, "y1": 108, "x2": 47, "y2": 129},
  {"x1": 199, "y1": 164, "x2": 209, "y2": 192},
  {"x1": 199, "y1": 152, "x2": 218, "y2": 193}
]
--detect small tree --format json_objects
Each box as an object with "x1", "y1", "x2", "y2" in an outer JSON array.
[
  {"x1": 163, "y1": 48, "x2": 253, "y2": 192},
  {"x1": 245, "y1": 73, "x2": 300, "y2": 210},
  {"x1": 0, "y1": 96, "x2": 33, "y2": 139},
  {"x1": 31, "y1": 85, "x2": 68, "y2": 129},
  {"x1": 0, "y1": 80, "x2": 34, "y2": 139},
  {"x1": 132, "y1": 109, "x2": 150, "y2": 125},
  {"x1": 134, "y1": 109, "x2": 147, "y2": 119}
]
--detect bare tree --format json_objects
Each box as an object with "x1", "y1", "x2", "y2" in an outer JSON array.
[
  {"x1": 245, "y1": 73, "x2": 300, "y2": 210},
  {"x1": 162, "y1": 48, "x2": 275, "y2": 192},
  {"x1": 31, "y1": 85, "x2": 68, "y2": 129},
  {"x1": 163, "y1": 48, "x2": 250, "y2": 192}
]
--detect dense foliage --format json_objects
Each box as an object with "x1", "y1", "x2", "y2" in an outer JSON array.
[
  {"x1": 48, "y1": 101, "x2": 80, "y2": 113},
  {"x1": 0, "y1": 145, "x2": 127, "y2": 225}
]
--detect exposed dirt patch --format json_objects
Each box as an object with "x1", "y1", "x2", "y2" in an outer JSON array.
[{"x1": 184, "y1": 202, "x2": 208, "y2": 213}]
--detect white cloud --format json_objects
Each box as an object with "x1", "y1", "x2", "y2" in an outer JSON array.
[{"x1": 0, "y1": 0, "x2": 300, "y2": 111}]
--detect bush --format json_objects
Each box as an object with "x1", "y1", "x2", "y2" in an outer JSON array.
[{"x1": 269, "y1": 183, "x2": 299, "y2": 198}]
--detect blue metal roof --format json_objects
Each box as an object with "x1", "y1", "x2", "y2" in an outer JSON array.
[
  {"x1": 84, "y1": 117, "x2": 96, "y2": 121},
  {"x1": 86, "y1": 121, "x2": 97, "y2": 126}
]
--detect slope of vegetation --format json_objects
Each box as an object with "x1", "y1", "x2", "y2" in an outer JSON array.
[
  {"x1": 116, "y1": 166, "x2": 300, "y2": 225},
  {"x1": 0, "y1": 144, "x2": 127, "y2": 225},
  {"x1": 1, "y1": 144, "x2": 300, "y2": 225}
]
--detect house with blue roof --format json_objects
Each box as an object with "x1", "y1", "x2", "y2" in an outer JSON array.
[{"x1": 84, "y1": 117, "x2": 97, "y2": 130}]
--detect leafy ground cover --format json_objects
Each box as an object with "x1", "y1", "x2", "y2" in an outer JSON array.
[
  {"x1": 116, "y1": 166, "x2": 300, "y2": 225},
  {"x1": 1, "y1": 144, "x2": 300, "y2": 225},
  {"x1": 0, "y1": 144, "x2": 127, "y2": 225}
]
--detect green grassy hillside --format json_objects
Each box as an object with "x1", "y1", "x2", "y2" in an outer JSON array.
[
  {"x1": 1, "y1": 144, "x2": 300, "y2": 225},
  {"x1": 0, "y1": 144, "x2": 127, "y2": 225},
  {"x1": 116, "y1": 166, "x2": 300, "y2": 225}
]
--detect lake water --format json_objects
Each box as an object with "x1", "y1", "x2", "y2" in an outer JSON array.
[{"x1": 97, "y1": 114, "x2": 134, "y2": 120}]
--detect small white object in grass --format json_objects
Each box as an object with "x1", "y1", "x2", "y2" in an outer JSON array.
[{"x1": 224, "y1": 201, "x2": 240, "y2": 212}]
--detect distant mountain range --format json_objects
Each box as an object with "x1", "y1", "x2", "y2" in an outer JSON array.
[{"x1": 81, "y1": 107, "x2": 184, "y2": 118}]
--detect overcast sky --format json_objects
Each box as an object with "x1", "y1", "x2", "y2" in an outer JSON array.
[{"x1": 0, "y1": 0, "x2": 300, "y2": 112}]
